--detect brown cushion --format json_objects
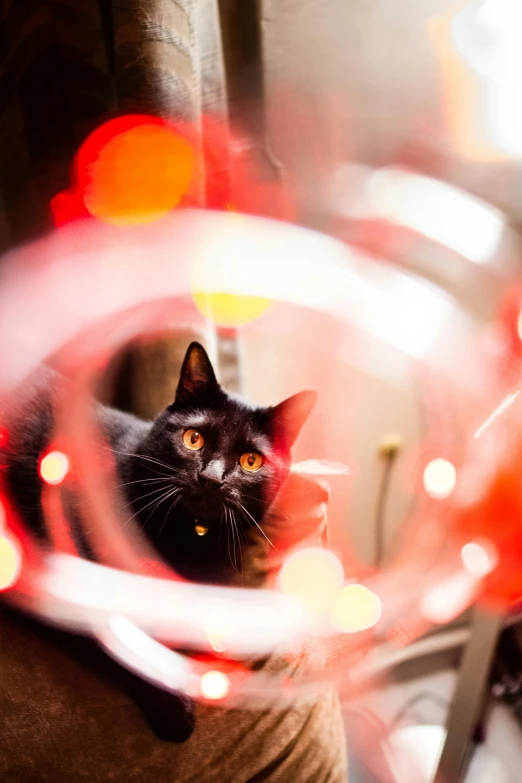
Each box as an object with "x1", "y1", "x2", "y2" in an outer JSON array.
[{"x1": 0, "y1": 474, "x2": 347, "y2": 782}]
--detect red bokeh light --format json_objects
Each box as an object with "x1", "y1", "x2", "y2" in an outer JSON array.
[
  {"x1": 51, "y1": 113, "x2": 295, "y2": 229},
  {"x1": 454, "y1": 467, "x2": 522, "y2": 607}
]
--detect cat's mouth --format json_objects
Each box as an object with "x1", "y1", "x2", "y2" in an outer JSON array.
[
  {"x1": 182, "y1": 488, "x2": 261, "y2": 527},
  {"x1": 182, "y1": 493, "x2": 226, "y2": 520}
]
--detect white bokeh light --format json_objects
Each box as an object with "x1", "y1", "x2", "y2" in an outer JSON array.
[
  {"x1": 461, "y1": 540, "x2": 497, "y2": 577},
  {"x1": 453, "y1": 0, "x2": 522, "y2": 158},
  {"x1": 423, "y1": 459, "x2": 457, "y2": 500}
]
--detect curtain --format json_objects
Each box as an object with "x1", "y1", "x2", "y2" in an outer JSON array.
[
  {"x1": 0, "y1": 0, "x2": 229, "y2": 251},
  {"x1": 0, "y1": 0, "x2": 234, "y2": 416}
]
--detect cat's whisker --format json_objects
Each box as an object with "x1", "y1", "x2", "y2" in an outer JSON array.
[
  {"x1": 158, "y1": 489, "x2": 183, "y2": 536},
  {"x1": 120, "y1": 485, "x2": 182, "y2": 530},
  {"x1": 224, "y1": 508, "x2": 233, "y2": 570},
  {"x1": 226, "y1": 506, "x2": 236, "y2": 570},
  {"x1": 135, "y1": 459, "x2": 180, "y2": 474},
  {"x1": 140, "y1": 487, "x2": 183, "y2": 530},
  {"x1": 229, "y1": 505, "x2": 247, "y2": 546},
  {"x1": 238, "y1": 492, "x2": 264, "y2": 502},
  {"x1": 226, "y1": 506, "x2": 239, "y2": 571},
  {"x1": 120, "y1": 460, "x2": 173, "y2": 479},
  {"x1": 240, "y1": 492, "x2": 293, "y2": 526},
  {"x1": 217, "y1": 513, "x2": 224, "y2": 551},
  {"x1": 229, "y1": 506, "x2": 245, "y2": 582},
  {"x1": 104, "y1": 446, "x2": 180, "y2": 476},
  {"x1": 233, "y1": 500, "x2": 278, "y2": 551},
  {"x1": 146, "y1": 487, "x2": 182, "y2": 533},
  {"x1": 111, "y1": 477, "x2": 177, "y2": 508},
  {"x1": 118, "y1": 482, "x2": 178, "y2": 508},
  {"x1": 114, "y1": 477, "x2": 177, "y2": 491},
  {"x1": 232, "y1": 510, "x2": 240, "y2": 572}
]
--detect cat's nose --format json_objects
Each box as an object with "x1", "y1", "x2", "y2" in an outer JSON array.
[{"x1": 200, "y1": 459, "x2": 225, "y2": 486}]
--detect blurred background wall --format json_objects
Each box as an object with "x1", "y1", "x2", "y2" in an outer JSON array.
[{"x1": 228, "y1": 0, "x2": 522, "y2": 566}]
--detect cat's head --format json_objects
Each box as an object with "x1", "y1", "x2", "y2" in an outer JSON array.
[{"x1": 136, "y1": 342, "x2": 316, "y2": 528}]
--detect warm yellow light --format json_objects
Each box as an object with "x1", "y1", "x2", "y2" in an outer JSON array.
[
  {"x1": 39, "y1": 450, "x2": 70, "y2": 486},
  {"x1": 331, "y1": 583, "x2": 382, "y2": 633},
  {"x1": 192, "y1": 292, "x2": 271, "y2": 328},
  {"x1": 0, "y1": 533, "x2": 22, "y2": 591},
  {"x1": 200, "y1": 670, "x2": 230, "y2": 700},
  {"x1": 279, "y1": 547, "x2": 344, "y2": 615}
]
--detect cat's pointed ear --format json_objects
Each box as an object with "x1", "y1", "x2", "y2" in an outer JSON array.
[
  {"x1": 175, "y1": 342, "x2": 218, "y2": 404},
  {"x1": 270, "y1": 390, "x2": 317, "y2": 448}
]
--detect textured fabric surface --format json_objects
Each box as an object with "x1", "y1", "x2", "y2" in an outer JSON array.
[
  {"x1": 0, "y1": 0, "x2": 234, "y2": 419},
  {"x1": 0, "y1": 0, "x2": 228, "y2": 252},
  {"x1": 0, "y1": 3, "x2": 346, "y2": 779},
  {"x1": 0, "y1": 475, "x2": 347, "y2": 782},
  {"x1": 0, "y1": 609, "x2": 346, "y2": 783}
]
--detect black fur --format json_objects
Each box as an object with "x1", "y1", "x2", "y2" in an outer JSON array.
[
  {"x1": 2, "y1": 342, "x2": 316, "y2": 742},
  {"x1": 124, "y1": 342, "x2": 315, "y2": 583}
]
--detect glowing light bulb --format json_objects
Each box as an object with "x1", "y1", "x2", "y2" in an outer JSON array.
[
  {"x1": 279, "y1": 548, "x2": 344, "y2": 615},
  {"x1": 423, "y1": 458, "x2": 457, "y2": 499},
  {"x1": 39, "y1": 450, "x2": 70, "y2": 486},
  {"x1": 461, "y1": 540, "x2": 497, "y2": 577},
  {"x1": 331, "y1": 583, "x2": 382, "y2": 633},
  {"x1": 192, "y1": 292, "x2": 271, "y2": 328},
  {"x1": 200, "y1": 670, "x2": 230, "y2": 701},
  {"x1": 189, "y1": 218, "x2": 274, "y2": 327},
  {"x1": 0, "y1": 533, "x2": 21, "y2": 591}
]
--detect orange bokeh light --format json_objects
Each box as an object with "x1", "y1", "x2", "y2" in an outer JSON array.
[
  {"x1": 0, "y1": 532, "x2": 22, "y2": 591},
  {"x1": 81, "y1": 121, "x2": 193, "y2": 225},
  {"x1": 39, "y1": 450, "x2": 70, "y2": 486},
  {"x1": 51, "y1": 115, "x2": 196, "y2": 228},
  {"x1": 200, "y1": 670, "x2": 230, "y2": 701}
]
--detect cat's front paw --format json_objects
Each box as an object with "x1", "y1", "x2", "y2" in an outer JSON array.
[
  {"x1": 145, "y1": 691, "x2": 196, "y2": 742},
  {"x1": 130, "y1": 681, "x2": 196, "y2": 742}
]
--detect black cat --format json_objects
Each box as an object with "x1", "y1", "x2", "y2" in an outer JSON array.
[{"x1": 2, "y1": 341, "x2": 316, "y2": 741}]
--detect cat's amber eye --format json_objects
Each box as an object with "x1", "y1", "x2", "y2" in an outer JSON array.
[
  {"x1": 183, "y1": 429, "x2": 205, "y2": 451},
  {"x1": 239, "y1": 452, "x2": 264, "y2": 472}
]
